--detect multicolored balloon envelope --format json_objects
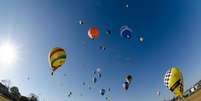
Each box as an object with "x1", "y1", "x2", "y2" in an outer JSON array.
[
  {"x1": 88, "y1": 27, "x2": 99, "y2": 40},
  {"x1": 48, "y1": 47, "x2": 66, "y2": 75},
  {"x1": 164, "y1": 67, "x2": 183, "y2": 97}
]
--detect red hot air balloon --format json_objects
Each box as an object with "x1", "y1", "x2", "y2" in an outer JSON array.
[{"x1": 88, "y1": 27, "x2": 99, "y2": 40}]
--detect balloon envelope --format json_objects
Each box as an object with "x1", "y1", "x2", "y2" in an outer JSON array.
[
  {"x1": 164, "y1": 67, "x2": 183, "y2": 97},
  {"x1": 156, "y1": 91, "x2": 160, "y2": 96},
  {"x1": 48, "y1": 47, "x2": 66, "y2": 74},
  {"x1": 92, "y1": 77, "x2": 97, "y2": 83},
  {"x1": 139, "y1": 36, "x2": 144, "y2": 43},
  {"x1": 100, "y1": 89, "x2": 106, "y2": 96},
  {"x1": 120, "y1": 26, "x2": 133, "y2": 39},
  {"x1": 108, "y1": 88, "x2": 111, "y2": 92},
  {"x1": 106, "y1": 29, "x2": 111, "y2": 35},
  {"x1": 99, "y1": 45, "x2": 106, "y2": 51},
  {"x1": 67, "y1": 91, "x2": 72, "y2": 97},
  {"x1": 122, "y1": 82, "x2": 129, "y2": 91},
  {"x1": 88, "y1": 27, "x2": 99, "y2": 40},
  {"x1": 79, "y1": 20, "x2": 84, "y2": 25},
  {"x1": 125, "y1": 75, "x2": 133, "y2": 84}
]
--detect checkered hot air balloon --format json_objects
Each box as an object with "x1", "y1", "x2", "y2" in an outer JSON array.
[{"x1": 164, "y1": 67, "x2": 184, "y2": 97}]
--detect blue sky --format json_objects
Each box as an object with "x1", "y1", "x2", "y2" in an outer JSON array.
[{"x1": 0, "y1": 0, "x2": 201, "y2": 101}]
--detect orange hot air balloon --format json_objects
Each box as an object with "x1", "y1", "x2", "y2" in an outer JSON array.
[{"x1": 88, "y1": 27, "x2": 99, "y2": 40}]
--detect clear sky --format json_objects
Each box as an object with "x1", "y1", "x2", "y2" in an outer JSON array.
[{"x1": 0, "y1": 0, "x2": 201, "y2": 101}]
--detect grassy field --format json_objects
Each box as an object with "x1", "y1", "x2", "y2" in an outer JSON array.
[{"x1": 0, "y1": 96, "x2": 11, "y2": 101}]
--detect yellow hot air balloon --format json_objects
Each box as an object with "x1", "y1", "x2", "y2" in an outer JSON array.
[
  {"x1": 164, "y1": 67, "x2": 183, "y2": 97},
  {"x1": 48, "y1": 47, "x2": 66, "y2": 75}
]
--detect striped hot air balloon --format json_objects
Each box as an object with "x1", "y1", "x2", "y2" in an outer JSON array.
[{"x1": 48, "y1": 47, "x2": 66, "y2": 75}]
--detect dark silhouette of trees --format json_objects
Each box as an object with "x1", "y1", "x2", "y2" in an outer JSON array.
[
  {"x1": 10, "y1": 86, "x2": 21, "y2": 101},
  {"x1": 20, "y1": 96, "x2": 29, "y2": 101},
  {"x1": 29, "y1": 93, "x2": 39, "y2": 101}
]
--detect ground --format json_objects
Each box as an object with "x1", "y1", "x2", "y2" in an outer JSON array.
[
  {"x1": 183, "y1": 88, "x2": 201, "y2": 101},
  {"x1": 0, "y1": 96, "x2": 11, "y2": 101},
  {"x1": 0, "y1": 89, "x2": 201, "y2": 101}
]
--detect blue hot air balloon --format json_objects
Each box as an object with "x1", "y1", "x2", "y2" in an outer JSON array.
[{"x1": 120, "y1": 25, "x2": 133, "y2": 40}]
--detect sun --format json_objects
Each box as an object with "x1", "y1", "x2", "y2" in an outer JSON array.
[{"x1": 0, "y1": 41, "x2": 18, "y2": 66}]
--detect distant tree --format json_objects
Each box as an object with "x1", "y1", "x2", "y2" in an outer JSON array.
[
  {"x1": 10, "y1": 86, "x2": 21, "y2": 101},
  {"x1": 29, "y1": 93, "x2": 39, "y2": 101}
]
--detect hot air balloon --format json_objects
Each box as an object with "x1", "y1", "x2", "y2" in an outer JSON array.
[
  {"x1": 67, "y1": 91, "x2": 72, "y2": 97},
  {"x1": 156, "y1": 91, "x2": 160, "y2": 96},
  {"x1": 125, "y1": 4, "x2": 129, "y2": 8},
  {"x1": 164, "y1": 67, "x2": 183, "y2": 97},
  {"x1": 139, "y1": 36, "x2": 144, "y2": 43},
  {"x1": 48, "y1": 47, "x2": 66, "y2": 75},
  {"x1": 122, "y1": 82, "x2": 129, "y2": 91},
  {"x1": 125, "y1": 75, "x2": 133, "y2": 84},
  {"x1": 92, "y1": 68, "x2": 102, "y2": 83},
  {"x1": 96, "y1": 68, "x2": 101, "y2": 73},
  {"x1": 99, "y1": 45, "x2": 106, "y2": 51},
  {"x1": 79, "y1": 20, "x2": 84, "y2": 25},
  {"x1": 106, "y1": 29, "x2": 111, "y2": 35},
  {"x1": 120, "y1": 25, "x2": 133, "y2": 40},
  {"x1": 100, "y1": 89, "x2": 106, "y2": 96},
  {"x1": 92, "y1": 77, "x2": 97, "y2": 84},
  {"x1": 108, "y1": 88, "x2": 111, "y2": 92},
  {"x1": 98, "y1": 73, "x2": 102, "y2": 78},
  {"x1": 88, "y1": 27, "x2": 99, "y2": 40}
]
